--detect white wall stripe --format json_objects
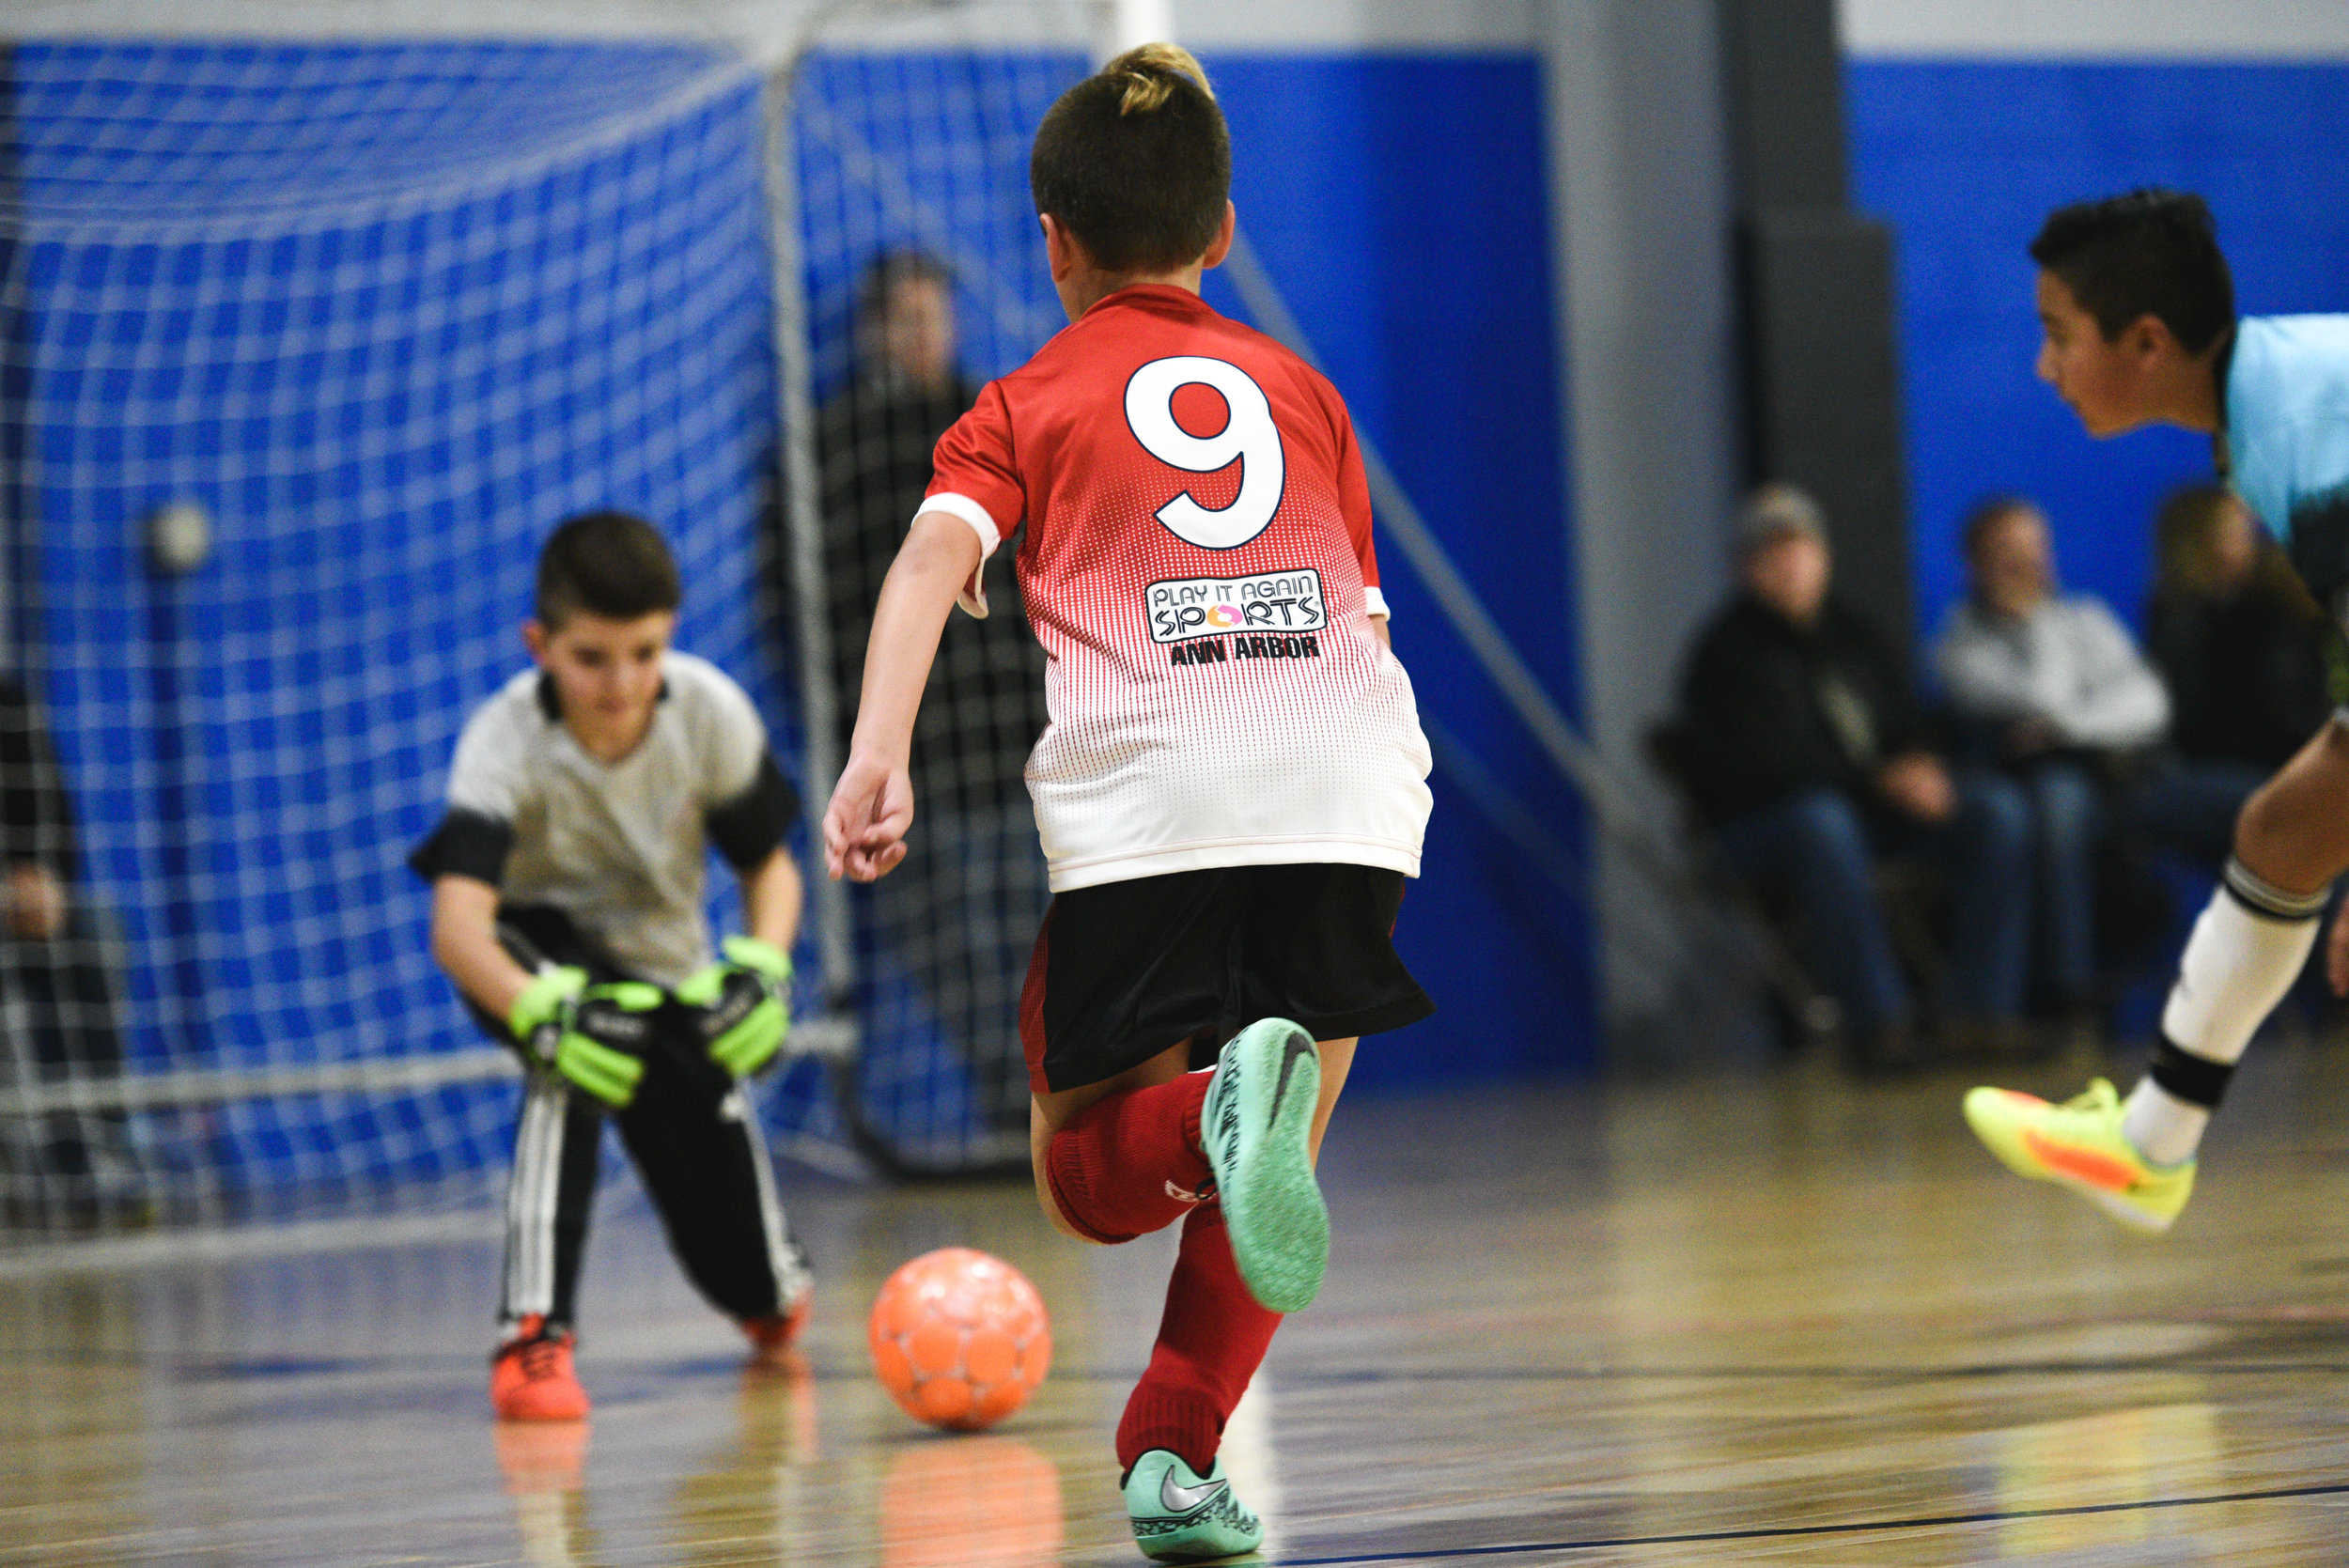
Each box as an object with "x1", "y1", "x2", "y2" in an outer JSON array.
[
  {"x1": 8, "y1": 0, "x2": 1543, "y2": 52},
  {"x1": 1842, "y1": 0, "x2": 2349, "y2": 61}
]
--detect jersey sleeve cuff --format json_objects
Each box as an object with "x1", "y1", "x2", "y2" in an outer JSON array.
[
  {"x1": 1363, "y1": 585, "x2": 1391, "y2": 619},
  {"x1": 918, "y1": 492, "x2": 1001, "y2": 619},
  {"x1": 408, "y1": 809, "x2": 514, "y2": 886},
  {"x1": 706, "y1": 752, "x2": 801, "y2": 870}
]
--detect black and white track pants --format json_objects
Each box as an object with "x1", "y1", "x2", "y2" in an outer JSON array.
[{"x1": 483, "y1": 906, "x2": 810, "y2": 1333}]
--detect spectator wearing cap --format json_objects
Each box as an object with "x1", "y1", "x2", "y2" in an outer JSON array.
[
  {"x1": 1936, "y1": 497, "x2": 2170, "y2": 1024},
  {"x1": 1670, "y1": 485, "x2": 2034, "y2": 1071}
]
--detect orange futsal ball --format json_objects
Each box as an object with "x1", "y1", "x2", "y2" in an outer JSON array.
[{"x1": 868, "y1": 1247, "x2": 1052, "y2": 1431}]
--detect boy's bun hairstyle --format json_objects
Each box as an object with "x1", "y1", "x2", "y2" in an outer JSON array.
[
  {"x1": 2029, "y1": 187, "x2": 2234, "y2": 354},
  {"x1": 536, "y1": 510, "x2": 682, "y2": 628},
  {"x1": 1030, "y1": 43, "x2": 1230, "y2": 275}
]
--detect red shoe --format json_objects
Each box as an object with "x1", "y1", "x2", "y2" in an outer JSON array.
[
  {"x1": 740, "y1": 1286, "x2": 813, "y2": 1365},
  {"x1": 491, "y1": 1315, "x2": 590, "y2": 1421}
]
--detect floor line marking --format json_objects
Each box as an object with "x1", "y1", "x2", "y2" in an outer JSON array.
[
  {"x1": 1259, "y1": 1361, "x2": 2349, "y2": 1382},
  {"x1": 1269, "y1": 1480, "x2": 2349, "y2": 1565}
]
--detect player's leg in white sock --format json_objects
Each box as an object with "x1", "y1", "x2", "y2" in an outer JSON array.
[{"x1": 2122, "y1": 858, "x2": 2323, "y2": 1166}]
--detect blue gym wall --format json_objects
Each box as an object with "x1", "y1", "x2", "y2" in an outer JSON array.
[
  {"x1": 1209, "y1": 55, "x2": 1590, "y2": 1090},
  {"x1": 1847, "y1": 60, "x2": 2349, "y2": 644}
]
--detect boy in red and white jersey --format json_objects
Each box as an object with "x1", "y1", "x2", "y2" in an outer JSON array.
[{"x1": 824, "y1": 43, "x2": 1433, "y2": 1561}]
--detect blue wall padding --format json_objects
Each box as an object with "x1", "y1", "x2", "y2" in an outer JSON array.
[
  {"x1": 1206, "y1": 54, "x2": 1594, "y2": 1087},
  {"x1": 1849, "y1": 60, "x2": 2349, "y2": 644}
]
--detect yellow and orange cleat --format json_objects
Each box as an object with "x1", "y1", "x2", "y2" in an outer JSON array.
[
  {"x1": 1962, "y1": 1078, "x2": 2195, "y2": 1234},
  {"x1": 491, "y1": 1314, "x2": 590, "y2": 1421}
]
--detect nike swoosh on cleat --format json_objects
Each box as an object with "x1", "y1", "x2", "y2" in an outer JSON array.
[
  {"x1": 2020, "y1": 1129, "x2": 2142, "y2": 1193},
  {"x1": 1160, "y1": 1469, "x2": 1229, "y2": 1514},
  {"x1": 1268, "y1": 1033, "x2": 1314, "y2": 1121}
]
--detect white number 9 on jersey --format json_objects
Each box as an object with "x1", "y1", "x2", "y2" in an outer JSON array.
[{"x1": 1125, "y1": 355, "x2": 1286, "y2": 551}]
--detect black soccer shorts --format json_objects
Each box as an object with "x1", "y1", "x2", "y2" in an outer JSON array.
[{"x1": 1018, "y1": 862, "x2": 1434, "y2": 1094}]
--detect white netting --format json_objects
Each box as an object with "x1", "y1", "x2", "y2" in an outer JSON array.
[
  {"x1": 0, "y1": 37, "x2": 803, "y2": 1231},
  {"x1": 0, "y1": 7, "x2": 1165, "y2": 1235}
]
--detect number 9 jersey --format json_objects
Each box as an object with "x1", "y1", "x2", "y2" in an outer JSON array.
[{"x1": 921, "y1": 283, "x2": 1432, "y2": 893}]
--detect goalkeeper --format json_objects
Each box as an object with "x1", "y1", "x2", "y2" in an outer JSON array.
[{"x1": 410, "y1": 511, "x2": 813, "y2": 1423}]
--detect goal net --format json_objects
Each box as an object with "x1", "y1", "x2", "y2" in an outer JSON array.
[
  {"x1": 780, "y1": 14, "x2": 1096, "y2": 1173},
  {"x1": 0, "y1": 3, "x2": 1664, "y2": 1233},
  {"x1": 0, "y1": 37, "x2": 798, "y2": 1232},
  {"x1": 0, "y1": 8, "x2": 1120, "y2": 1235}
]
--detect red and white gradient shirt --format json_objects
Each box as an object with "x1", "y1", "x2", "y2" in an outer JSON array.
[{"x1": 923, "y1": 284, "x2": 1432, "y2": 892}]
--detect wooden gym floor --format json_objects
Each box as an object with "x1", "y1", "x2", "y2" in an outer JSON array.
[{"x1": 8, "y1": 1044, "x2": 2349, "y2": 1566}]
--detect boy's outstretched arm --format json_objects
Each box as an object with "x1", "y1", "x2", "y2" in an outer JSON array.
[{"x1": 823, "y1": 509, "x2": 984, "y2": 882}]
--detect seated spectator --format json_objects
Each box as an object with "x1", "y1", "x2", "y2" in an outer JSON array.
[
  {"x1": 1672, "y1": 486, "x2": 2033, "y2": 1072},
  {"x1": 0, "y1": 673, "x2": 143, "y2": 1225},
  {"x1": 2138, "y1": 484, "x2": 2335, "y2": 864},
  {"x1": 1936, "y1": 496, "x2": 2169, "y2": 1022}
]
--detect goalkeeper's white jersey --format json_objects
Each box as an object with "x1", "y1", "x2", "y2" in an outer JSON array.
[{"x1": 414, "y1": 652, "x2": 793, "y2": 986}]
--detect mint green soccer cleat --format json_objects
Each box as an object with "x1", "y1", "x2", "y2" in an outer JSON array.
[
  {"x1": 1124, "y1": 1450, "x2": 1264, "y2": 1562},
  {"x1": 1200, "y1": 1017, "x2": 1328, "y2": 1314}
]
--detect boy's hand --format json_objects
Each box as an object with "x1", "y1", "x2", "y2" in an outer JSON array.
[
  {"x1": 508, "y1": 969, "x2": 660, "y2": 1108},
  {"x1": 677, "y1": 935, "x2": 793, "y2": 1078},
  {"x1": 823, "y1": 752, "x2": 914, "y2": 882}
]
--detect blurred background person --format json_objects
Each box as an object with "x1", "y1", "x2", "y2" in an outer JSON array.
[
  {"x1": 1937, "y1": 497, "x2": 2170, "y2": 1029},
  {"x1": 817, "y1": 250, "x2": 986, "y2": 728},
  {"x1": 2139, "y1": 483, "x2": 2336, "y2": 866},
  {"x1": 1671, "y1": 486, "x2": 2034, "y2": 1074},
  {"x1": 812, "y1": 249, "x2": 1050, "y2": 1141},
  {"x1": 0, "y1": 674, "x2": 142, "y2": 1225}
]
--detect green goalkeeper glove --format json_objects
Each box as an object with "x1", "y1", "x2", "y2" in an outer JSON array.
[
  {"x1": 508, "y1": 967, "x2": 661, "y2": 1109},
  {"x1": 676, "y1": 936, "x2": 793, "y2": 1079}
]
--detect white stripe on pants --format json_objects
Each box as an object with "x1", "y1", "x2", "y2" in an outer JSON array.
[{"x1": 501, "y1": 1073, "x2": 570, "y2": 1323}]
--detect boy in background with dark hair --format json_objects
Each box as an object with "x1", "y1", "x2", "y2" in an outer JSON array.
[
  {"x1": 1966, "y1": 188, "x2": 2349, "y2": 1232},
  {"x1": 413, "y1": 511, "x2": 812, "y2": 1422},
  {"x1": 826, "y1": 44, "x2": 1433, "y2": 1562}
]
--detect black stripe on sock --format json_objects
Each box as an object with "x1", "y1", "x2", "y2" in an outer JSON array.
[
  {"x1": 2220, "y1": 859, "x2": 2327, "y2": 923},
  {"x1": 2149, "y1": 1037, "x2": 2235, "y2": 1110}
]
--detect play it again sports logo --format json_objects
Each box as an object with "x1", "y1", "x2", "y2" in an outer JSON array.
[{"x1": 1147, "y1": 568, "x2": 1326, "y2": 645}]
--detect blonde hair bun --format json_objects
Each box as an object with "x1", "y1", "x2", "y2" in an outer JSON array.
[{"x1": 1106, "y1": 42, "x2": 1213, "y2": 116}]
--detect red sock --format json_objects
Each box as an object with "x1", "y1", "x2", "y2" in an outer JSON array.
[
  {"x1": 1045, "y1": 1072, "x2": 1212, "y2": 1245},
  {"x1": 1115, "y1": 1203, "x2": 1282, "y2": 1476}
]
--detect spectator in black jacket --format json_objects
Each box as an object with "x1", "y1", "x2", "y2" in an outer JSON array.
[
  {"x1": 0, "y1": 673, "x2": 141, "y2": 1222},
  {"x1": 810, "y1": 251, "x2": 1049, "y2": 1137},
  {"x1": 1672, "y1": 487, "x2": 2033, "y2": 1069},
  {"x1": 2138, "y1": 484, "x2": 2337, "y2": 864}
]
